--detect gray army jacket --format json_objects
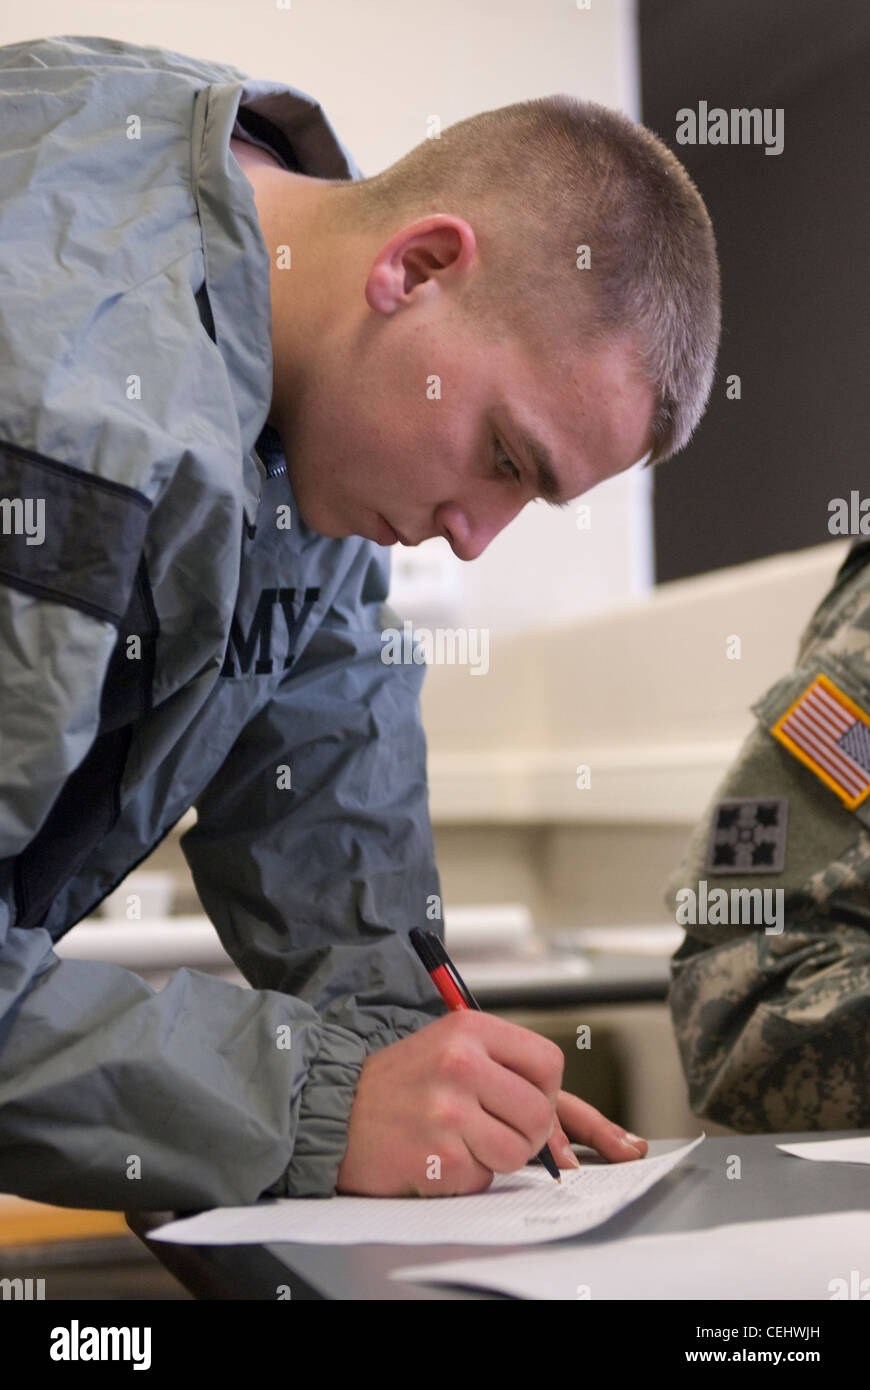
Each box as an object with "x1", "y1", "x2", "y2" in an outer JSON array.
[
  {"x1": 668, "y1": 540, "x2": 870, "y2": 1132},
  {"x1": 0, "y1": 35, "x2": 444, "y2": 1208}
]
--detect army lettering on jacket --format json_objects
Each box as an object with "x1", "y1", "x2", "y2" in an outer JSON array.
[{"x1": 667, "y1": 539, "x2": 870, "y2": 1132}]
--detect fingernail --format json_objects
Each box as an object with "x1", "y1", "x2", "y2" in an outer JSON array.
[
  {"x1": 561, "y1": 1147, "x2": 581, "y2": 1168},
  {"x1": 624, "y1": 1132, "x2": 645, "y2": 1145},
  {"x1": 620, "y1": 1132, "x2": 644, "y2": 1154}
]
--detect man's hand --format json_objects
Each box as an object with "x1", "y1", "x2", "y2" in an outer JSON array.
[
  {"x1": 334, "y1": 1011, "x2": 647, "y2": 1196},
  {"x1": 548, "y1": 1090, "x2": 648, "y2": 1165}
]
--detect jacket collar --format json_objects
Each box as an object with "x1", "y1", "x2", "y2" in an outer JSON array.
[{"x1": 193, "y1": 76, "x2": 361, "y2": 528}]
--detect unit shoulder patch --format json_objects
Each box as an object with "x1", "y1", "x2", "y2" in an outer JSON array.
[{"x1": 705, "y1": 797, "x2": 789, "y2": 875}]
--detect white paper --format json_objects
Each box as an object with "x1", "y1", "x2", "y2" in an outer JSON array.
[
  {"x1": 150, "y1": 1136, "x2": 704, "y2": 1247},
  {"x1": 392, "y1": 1211, "x2": 870, "y2": 1300},
  {"x1": 777, "y1": 1136, "x2": 870, "y2": 1165}
]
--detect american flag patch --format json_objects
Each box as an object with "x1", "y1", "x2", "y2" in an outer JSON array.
[{"x1": 771, "y1": 673, "x2": 870, "y2": 809}]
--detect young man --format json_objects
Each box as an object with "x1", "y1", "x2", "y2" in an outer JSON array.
[
  {"x1": 0, "y1": 35, "x2": 720, "y2": 1208},
  {"x1": 668, "y1": 539, "x2": 870, "y2": 1133}
]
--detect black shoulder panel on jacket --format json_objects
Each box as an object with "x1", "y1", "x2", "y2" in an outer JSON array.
[{"x1": 0, "y1": 439, "x2": 151, "y2": 626}]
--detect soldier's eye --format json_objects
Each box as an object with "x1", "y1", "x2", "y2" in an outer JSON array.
[{"x1": 493, "y1": 437, "x2": 521, "y2": 484}]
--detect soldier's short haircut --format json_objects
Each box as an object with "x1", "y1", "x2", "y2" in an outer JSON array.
[{"x1": 341, "y1": 95, "x2": 722, "y2": 467}]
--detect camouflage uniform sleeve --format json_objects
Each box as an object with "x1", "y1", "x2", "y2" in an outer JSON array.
[{"x1": 667, "y1": 542, "x2": 870, "y2": 1132}]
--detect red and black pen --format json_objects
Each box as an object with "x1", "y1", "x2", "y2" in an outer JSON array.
[{"x1": 409, "y1": 927, "x2": 562, "y2": 1182}]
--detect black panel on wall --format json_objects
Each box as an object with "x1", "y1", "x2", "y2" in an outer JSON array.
[{"x1": 638, "y1": 0, "x2": 870, "y2": 583}]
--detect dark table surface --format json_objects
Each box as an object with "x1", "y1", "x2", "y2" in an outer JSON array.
[{"x1": 127, "y1": 1129, "x2": 870, "y2": 1300}]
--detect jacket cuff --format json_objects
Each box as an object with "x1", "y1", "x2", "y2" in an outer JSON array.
[
  {"x1": 271, "y1": 1022, "x2": 372, "y2": 1198},
  {"x1": 265, "y1": 1016, "x2": 437, "y2": 1199}
]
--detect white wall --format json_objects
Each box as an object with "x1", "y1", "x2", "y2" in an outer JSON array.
[
  {"x1": 2, "y1": 0, "x2": 650, "y2": 637},
  {"x1": 421, "y1": 539, "x2": 851, "y2": 824}
]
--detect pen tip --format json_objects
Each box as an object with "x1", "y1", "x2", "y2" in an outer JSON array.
[{"x1": 557, "y1": 1175, "x2": 562, "y2": 1183}]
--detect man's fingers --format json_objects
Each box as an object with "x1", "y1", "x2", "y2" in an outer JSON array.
[
  {"x1": 546, "y1": 1115, "x2": 580, "y2": 1168},
  {"x1": 556, "y1": 1090, "x2": 648, "y2": 1162}
]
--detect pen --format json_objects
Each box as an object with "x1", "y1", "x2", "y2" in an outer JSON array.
[
  {"x1": 423, "y1": 931, "x2": 475, "y2": 1007},
  {"x1": 408, "y1": 927, "x2": 562, "y2": 1183}
]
